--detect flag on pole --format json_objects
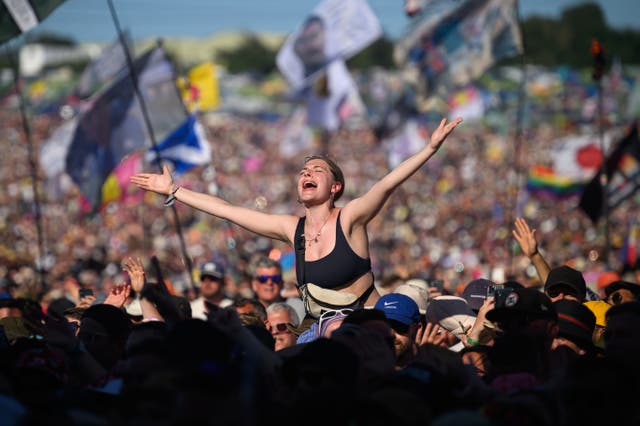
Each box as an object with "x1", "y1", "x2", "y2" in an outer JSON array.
[
  {"x1": 178, "y1": 61, "x2": 220, "y2": 112},
  {"x1": 65, "y1": 45, "x2": 187, "y2": 210},
  {"x1": 0, "y1": 0, "x2": 68, "y2": 44},
  {"x1": 305, "y1": 59, "x2": 360, "y2": 131},
  {"x1": 101, "y1": 152, "x2": 144, "y2": 206},
  {"x1": 75, "y1": 33, "x2": 131, "y2": 99},
  {"x1": 619, "y1": 220, "x2": 638, "y2": 269},
  {"x1": 394, "y1": 0, "x2": 523, "y2": 96},
  {"x1": 579, "y1": 122, "x2": 640, "y2": 224},
  {"x1": 276, "y1": 0, "x2": 382, "y2": 92},
  {"x1": 526, "y1": 164, "x2": 585, "y2": 199},
  {"x1": 145, "y1": 114, "x2": 211, "y2": 176}
]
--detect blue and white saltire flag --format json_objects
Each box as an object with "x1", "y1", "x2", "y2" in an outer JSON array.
[{"x1": 145, "y1": 114, "x2": 212, "y2": 176}]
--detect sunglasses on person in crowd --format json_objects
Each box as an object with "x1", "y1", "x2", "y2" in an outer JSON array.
[
  {"x1": 269, "y1": 322, "x2": 293, "y2": 334},
  {"x1": 256, "y1": 274, "x2": 282, "y2": 284},
  {"x1": 609, "y1": 292, "x2": 623, "y2": 305},
  {"x1": 547, "y1": 286, "x2": 578, "y2": 299}
]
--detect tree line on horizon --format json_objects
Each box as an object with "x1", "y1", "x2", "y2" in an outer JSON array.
[
  {"x1": 218, "y1": 3, "x2": 640, "y2": 75},
  {"x1": 2, "y1": 3, "x2": 639, "y2": 77}
]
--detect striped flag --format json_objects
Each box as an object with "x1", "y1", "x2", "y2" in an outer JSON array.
[{"x1": 526, "y1": 165, "x2": 585, "y2": 199}]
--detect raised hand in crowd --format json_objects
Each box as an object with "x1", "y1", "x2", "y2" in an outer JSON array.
[
  {"x1": 77, "y1": 292, "x2": 96, "y2": 308},
  {"x1": 122, "y1": 256, "x2": 146, "y2": 294},
  {"x1": 513, "y1": 217, "x2": 551, "y2": 285},
  {"x1": 104, "y1": 284, "x2": 132, "y2": 309},
  {"x1": 464, "y1": 297, "x2": 496, "y2": 347},
  {"x1": 416, "y1": 321, "x2": 446, "y2": 347}
]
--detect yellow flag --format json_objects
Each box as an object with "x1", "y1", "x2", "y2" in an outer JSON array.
[{"x1": 179, "y1": 62, "x2": 220, "y2": 112}]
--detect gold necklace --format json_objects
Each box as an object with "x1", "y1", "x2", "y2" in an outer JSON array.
[{"x1": 304, "y1": 212, "x2": 331, "y2": 246}]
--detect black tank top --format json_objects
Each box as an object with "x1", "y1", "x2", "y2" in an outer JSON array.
[{"x1": 295, "y1": 211, "x2": 371, "y2": 289}]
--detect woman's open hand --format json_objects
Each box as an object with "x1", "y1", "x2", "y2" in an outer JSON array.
[{"x1": 130, "y1": 164, "x2": 174, "y2": 195}]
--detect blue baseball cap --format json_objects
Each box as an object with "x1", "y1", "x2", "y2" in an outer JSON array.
[{"x1": 374, "y1": 293, "x2": 421, "y2": 326}]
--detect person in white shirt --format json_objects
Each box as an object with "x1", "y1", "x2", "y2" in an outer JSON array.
[{"x1": 190, "y1": 261, "x2": 233, "y2": 320}]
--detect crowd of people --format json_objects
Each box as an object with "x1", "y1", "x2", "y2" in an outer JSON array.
[
  {"x1": 0, "y1": 60, "x2": 638, "y2": 423},
  {"x1": 1, "y1": 245, "x2": 640, "y2": 425}
]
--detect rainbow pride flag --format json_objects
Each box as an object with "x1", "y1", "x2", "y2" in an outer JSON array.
[{"x1": 526, "y1": 164, "x2": 585, "y2": 199}]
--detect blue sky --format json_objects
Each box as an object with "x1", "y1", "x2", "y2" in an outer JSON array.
[{"x1": 34, "y1": 0, "x2": 640, "y2": 43}]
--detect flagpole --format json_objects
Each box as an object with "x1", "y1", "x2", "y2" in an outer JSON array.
[
  {"x1": 5, "y1": 45, "x2": 47, "y2": 289},
  {"x1": 106, "y1": 0, "x2": 197, "y2": 291},
  {"x1": 591, "y1": 39, "x2": 610, "y2": 266},
  {"x1": 509, "y1": 0, "x2": 528, "y2": 274}
]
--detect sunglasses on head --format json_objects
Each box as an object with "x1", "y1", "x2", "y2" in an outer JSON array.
[
  {"x1": 319, "y1": 308, "x2": 353, "y2": 328},
  {"x1": 256, "y1": 274, "x2": 282, "y2": 284},
  {"x1": 319, "y1": 308, "x2": 354, "y2": 322},
  {"x1": 270, "y1": 322, "x2": 293, "y2": 334}
]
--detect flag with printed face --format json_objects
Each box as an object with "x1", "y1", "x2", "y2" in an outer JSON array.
[
  {"x1": 65, "y1": 45, "x2": 187, "y2": 210},
  {"x1": 395, "y1": 0, "x2": 522, "y2": 97},
  {"x1": 276, "y1": 0, "x2": 382, "y2": 92},
  {"x1": 579, "y1": 122, "x2": 640, "y2": 224},
  {"x1": 145, "y1": 114, "x2": 211, "y2": 176},
  {"x1": 0, "y1": 0, "x2": 68, "y2": 44}
]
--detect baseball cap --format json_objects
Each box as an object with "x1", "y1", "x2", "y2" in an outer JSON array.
[
  {"x1": 544, "y1": 265, "x2": 586, "y2": 301},
  {"x1": 374, "y1": 293, "x2": 420, "y2": 326},
  {"x1": 604, "y1": 280, "x2": 640, "y2": 298},
  {"x1": 424, "y1": 295, "x2": 476, "y2": 337},
  {"x1": 394, "y1": 283, "x2": 430, "y2": 315},
  {"x1": 461, "y1": 278, "x2": 494, "y2": 311},
  {"x1": 486, "y1": 287, "x2": 557, "y2": 323},
  {"x1": 199, "y1": 261, "x2": 225, "y2": 280},
  {"x1": 554, "y1": 299, "x2": 596, "y2": 351}
]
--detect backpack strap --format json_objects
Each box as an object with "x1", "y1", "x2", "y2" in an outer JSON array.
[{"x1": 294, "y1": 216, "x2": 306, "y2": 288}]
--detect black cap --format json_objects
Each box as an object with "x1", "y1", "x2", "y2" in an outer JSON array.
[
  {"x1": 486, "y1": 287, "x2": 557, "y2": 323},
  {"x1": 544, "y1": 265, "x2": 586, "y2": 301},
  {"x1": 554, "y1": 299, "x2": 596, "y2": 351},
  {"x1": 604, "y1": 280, "x2": 640, "y2": 298}
]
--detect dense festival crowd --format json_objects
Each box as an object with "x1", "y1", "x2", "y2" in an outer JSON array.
[{"x1": 0, "y1": 63, "x2": 638, "y2": 424}]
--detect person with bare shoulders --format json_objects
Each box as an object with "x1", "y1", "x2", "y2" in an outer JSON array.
[{"x1": 131, "y1": 117, "x2": 462, "y2": 315}]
